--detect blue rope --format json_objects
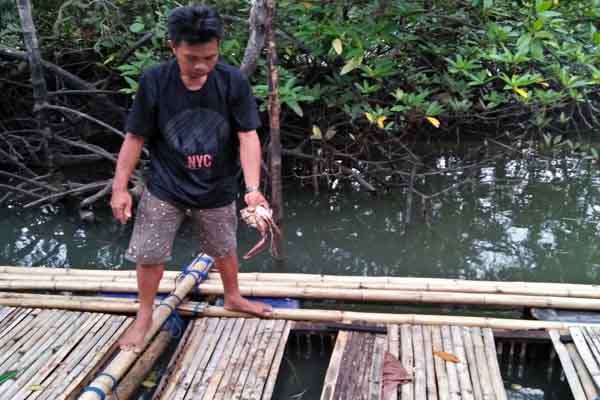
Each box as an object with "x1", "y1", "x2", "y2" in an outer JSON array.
[
  {"x1": 166, "y1": 293, "x2": 183, "y2": 304},
  {"x1": 190, "y1": 301, "x2": 206, "y2": 319},
  {"x1": 97, "y1": 373, "x2": 118, "y2": 390},
  {"x1": 177, "y1": 253, "x2": 212, "y2": 298},
  {"x1": 158, "y1": 302, "x2": 184, "y2": 338},
  {"x1": 82, "y1": 386, "x2": 106, "y2": 400}
]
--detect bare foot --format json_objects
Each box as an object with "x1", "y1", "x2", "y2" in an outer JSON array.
[
  {"x1": 224, "y1": 296, "x2": 273, "y2": 318},
  {"x1": 119, "y1": 313, "x2": 152, "y2": 352}
]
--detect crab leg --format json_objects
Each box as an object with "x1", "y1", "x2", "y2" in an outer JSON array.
[{"x1": 243, "y1": 234, "x2": 269, "y2": 259}]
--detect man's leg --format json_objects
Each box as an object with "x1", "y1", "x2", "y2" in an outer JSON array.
[
  {"x1": 216, "y1": 253, "x2": 272, "y2": 316},
  {"x1": 119, "y1": 263, "x2": 164, "y2": 351},
  {"x1": 121, "y1": 189, "x2": 184, "y2": 351}
]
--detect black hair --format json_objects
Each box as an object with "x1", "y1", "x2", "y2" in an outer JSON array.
[{"x1": 168, "y1": 5, "x2": 224, "y2": 45}]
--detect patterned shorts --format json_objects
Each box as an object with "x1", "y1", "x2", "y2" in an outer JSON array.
[{"x1": 124, "y1": 189, "x2": 237, "y2": 265}]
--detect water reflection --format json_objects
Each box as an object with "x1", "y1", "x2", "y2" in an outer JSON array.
[{"x1": 0, "y1": 156, "x2": 599, "y2": 286}]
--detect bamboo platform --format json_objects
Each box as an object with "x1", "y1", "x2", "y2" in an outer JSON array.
[
  {"x1": 152, "y1": 317, "x2": 292, "y2": 400},
  {"x1": 0, "y1": 306, "x2": 132, "y2": 400},
  {"x1": 321, "y1": 324, "x2": 507, "y2": 400},
  {"x1": 549, "y1": 326, "x2": 600, "y2": 400}
]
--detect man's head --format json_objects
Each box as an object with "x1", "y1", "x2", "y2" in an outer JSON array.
[{"x1": 168, "y1": 5, "x2": 223, "y2": 80}]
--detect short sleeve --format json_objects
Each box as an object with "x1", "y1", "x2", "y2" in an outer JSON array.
[
  {"x1": 230, "y1": 72, "x2": 261, "y2": 133},
  {"x1": 125, "y1": 71, "x2": 158, "y2": 139}
]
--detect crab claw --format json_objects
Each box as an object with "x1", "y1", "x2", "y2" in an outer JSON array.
[{"x1": 243, "y1": 234, "x2": 269, "y2": 259}]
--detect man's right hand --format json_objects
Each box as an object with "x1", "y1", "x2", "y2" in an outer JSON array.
[{"x1": 111, "y1": 189, "x2": 132, "y2": 224}]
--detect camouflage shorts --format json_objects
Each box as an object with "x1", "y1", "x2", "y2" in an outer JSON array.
[{"x1": 124, "y1": 189, "x2": 237, "y2": 265}]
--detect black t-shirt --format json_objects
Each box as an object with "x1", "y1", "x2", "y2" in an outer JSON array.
[{"x1": 126, "y1": 59, "x2": 260, "y2": 209}]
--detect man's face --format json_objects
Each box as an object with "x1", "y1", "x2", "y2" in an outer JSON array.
[{"x1": 169, "y1": 38, "x2": 219, "y2": 79}]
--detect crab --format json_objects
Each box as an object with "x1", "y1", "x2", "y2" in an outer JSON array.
[{"x1": 240, "y1": 205, "x2": 282, "y2": 259}]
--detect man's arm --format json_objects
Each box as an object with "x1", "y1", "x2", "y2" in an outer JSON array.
[
  {"x1": 238, "y1": 130, "x2": 267, "y2": 207},
  {"x1": 111, "y1": 132, "x2": 145, "y2": 224}
]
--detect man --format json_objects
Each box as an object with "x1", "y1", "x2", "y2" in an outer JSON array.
[{"x1": 110, "y1": 4, "x2": 272, "y2": 352}]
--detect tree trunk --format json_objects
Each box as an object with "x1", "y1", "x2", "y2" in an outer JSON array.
[
  {"x1": 240, "y1": 0, "x2": 267, "y2": 78},
  {"x1": 265, "y1": 0, "x2": 283, "y2": 260},
  {"x1": 15, "y1": 0, "x2": 47, "y2": 110}
]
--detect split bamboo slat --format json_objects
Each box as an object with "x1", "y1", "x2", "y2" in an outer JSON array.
[
  {"x1": 151, "y1": 316, "x2": 197, "y2": 400},
  {"x1": 412, "y1": 325, "x2": 426, "y2": 400},
  {"x1": 79, "y1": 254, "x2": 213, "y2": 400},
  {"x1": 570, "y1": 327, "x2": 600, "y2": 389},
  {"x1": 422, "y1": 325, "x2": 438, "y2": 400},
  {"x1": 369, "y1": 334, "x2": 386, "y2": 400},
  {"x1": 246, "y1": 320, "x2": 287, "y2": 400},
  {"x1": 566, "y1": 343, "x2": 598, "y2": 400},
  {"x1": 583, "y1": 327, "x2": 600, "y2": 368},
  {"x1": 55, "y1": 315, "x2": 130, "y2": 399},
  {"x1": 214, "y1": 319, "x2": 260, "y2": 400},
  {"x1": 386, "y1": 325, "x2": 399, "y2": 400},
  {"x1": 159, "y1": 318, "x2": 212, "y2": 400},
  {"x1": 187, "y1": 318, "x2": 235, "y2": 399},
  {"x1": 401, "y1": 324, "x2": 414, "y2": 400},
  {"x1": 361, "y1": 332, "x2": 378, "y2": 399},
  {"x1": 199, "y1": 318, "x2": 245, "y2": 400},
  {"x1": 176, "y1": 318, "x2": 227, "y2": 399},
  {"x1": 441, "y1": 325, "x2": 461, "y2": 400},
  {"x1": 155, "y1": 317, "x2": 289, "y2": 400},
  {"x1": 470, "y1": 327, "x2": 495, "y2": 400},
  {"x1": 431, "y1": 326, "x2": 450, "y2": 400},
  {"x1": 451, "y1": 325, "x2": 474, "y2": 400},
  {"x1": 482, "y1": 328, "x2": 507, "y2": 400},
  {"x1": 13, "y1": 312, "x2": 103, "y2": 400},
  {"x1": 5, "y1": 266, "x2": 600, "y2": 300},
  {"x1": 460, "y1": 327, "x2": 484, "y2": 400},
  {"x1": 37, "y1": 313, "x2": 116, "y2": 399},
  {"x1": 321, "y1": 331, "x2": 349, "y2": 400},
  {"x1": 548, "y1": 330, "x2": 587, "y2": 400},
  {"x1": 0, "y1": 307, "x2": 130, "y2": 400},
  {"x1": 346, "y1": 331, "x2": 371, "y2": 399},
  {"x1": 230, "y1": 319, "x2": 271, "y2": 400},
  {"x1": 261, "y1": 321, "x2": 292, "y2": 400}
]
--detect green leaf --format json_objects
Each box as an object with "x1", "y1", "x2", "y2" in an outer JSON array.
[
  {"x1": 130, "y1": 22, "x2": 145, "y2": 33},
  {"x1": 340, "y1": 56, "x2": 363, "y2": 75},
  {"x1": 536, "y1": 0, "x2": 553, "y2": 13},
  {"x1": 311, "y1": 125, "x2": 322, "y2": 140},
  {"x1": 591, "y1": 147, "x2": 599, "y2": 160},
  {"x1": 286, "y1": 100, "x2": 304, "y2": 117},
  {"x1": 593, "y1": 32, "x2": 600, "y2": 45},
  {"x1": 0, "y1": 371, "x2": 17, "y2": 384}
]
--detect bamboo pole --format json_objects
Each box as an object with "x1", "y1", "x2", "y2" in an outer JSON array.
[
  {"x1": 3, "y1": 291, "x2": 600, "y2": 331},
  {"x1": 78, "y1": 254, "x2": 213, "y2": 400},
  {"x1": 4, "y1": 279, "x2": 600, "y2": 310},
  {"x1": 110, "y1": 331, "x2": 172, "y2": 400},
  {"x1": 5, "y1": 266, "x2": 600, "y2": 299}
]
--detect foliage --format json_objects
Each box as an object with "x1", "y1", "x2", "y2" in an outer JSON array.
[{"x1": 4, "y1": 1, "x2": 600, "y2": 146}]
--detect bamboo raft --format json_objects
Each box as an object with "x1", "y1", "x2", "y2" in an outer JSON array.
[
  {"x1": 321, "y1": 325, "x2": 507, "y2": 400},
  {"x1": 0, "y1": 306, "x2": 132, "y2": 399},
  {"x1": 1, "y1": 262, "x2": 600, "y2": 399},
  {"x1": 549, "y1": 326, "x2": 600, "y2": 400},
  {"x1": 153, "y1": 317, "x2": 291, "y2": 400}
]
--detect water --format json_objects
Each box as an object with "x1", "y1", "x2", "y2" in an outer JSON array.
[
  {"x1": 2, "y1": 155, "x2": 599, "y2": 285},
  {"x1": 1, "y1": 154, "x2": 597, "y2": 399}
]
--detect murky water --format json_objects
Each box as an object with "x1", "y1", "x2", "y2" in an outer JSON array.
[{"x1": 1, "y1": 153, "x2": 597, "y2": 398}]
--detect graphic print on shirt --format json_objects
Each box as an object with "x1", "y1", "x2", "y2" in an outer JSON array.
[{"x1": 163, "y1": 107, "x2": 230, "y2": 180}]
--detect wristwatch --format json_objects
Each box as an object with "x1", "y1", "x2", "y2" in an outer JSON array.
[{"x1": 245, "y1": 186, "x2": 260, "y2": 194}]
